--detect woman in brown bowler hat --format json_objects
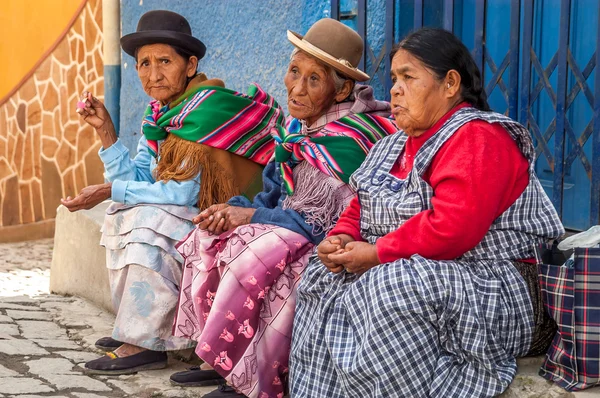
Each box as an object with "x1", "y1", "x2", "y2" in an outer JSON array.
[{"x1": 168, "y1": 18, "x2": 397, "y2": 398}]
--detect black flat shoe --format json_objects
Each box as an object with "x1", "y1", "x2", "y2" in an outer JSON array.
[
  {"x1": 170, "y1": 366, "x2": 225, "y2": 386},
  {"x1": 94, "y1": 336, "x2": 123, "y2": 351},
  {"x1": 84, "y1": 350, "x2": 167, "y2": 375},
  {"x1": 203, "y1": 384, "x2": 246, "y2": 397}
]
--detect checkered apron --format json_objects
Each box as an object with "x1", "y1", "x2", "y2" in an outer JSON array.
[{"x1": 290, "y1": 108, "x2": 564, "y2": 398}]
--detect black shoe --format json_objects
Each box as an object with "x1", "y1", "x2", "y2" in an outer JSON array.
[
  {"x1": 84, "y1": 350, "x2": 168, "y2": 375},
  {"x1": 170, "y1": 366, "x2": 225, "y2": 386},
  {"x1": 94, "y1": 336, "x2": 123, "y2": 351},
  {"x1": 203, "y1": 384, "x2": 246, "y2": 397}
]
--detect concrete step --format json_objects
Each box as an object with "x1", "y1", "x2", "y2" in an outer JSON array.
[
  {"x1": 50, "y1": 202, "x2": 113, "y2": 313},
  {"x1": 503, "y1": 356, "x2": 600, "y2": 397}
]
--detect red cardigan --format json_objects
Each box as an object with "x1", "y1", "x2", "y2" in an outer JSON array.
[{"x1": 328, "y1": 103, "x2": 530, "y2": 263}]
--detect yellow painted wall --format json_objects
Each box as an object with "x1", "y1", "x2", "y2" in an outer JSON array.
[{"x1": 0, "y1": 0, "x2": 85, "y2": 99}]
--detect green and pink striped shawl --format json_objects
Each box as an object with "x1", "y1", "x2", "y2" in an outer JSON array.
[
  {"x1": 142, "y1": 84, "x2": 282, "y2": 165},
  {"x1": 274, "y1": 114, "x2": 398, "y2": 195}
]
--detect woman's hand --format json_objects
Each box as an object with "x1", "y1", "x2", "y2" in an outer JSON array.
[
  {"x1": 196, "y1": 204, "x2": 256, "y2": 234},
  {"x1": 76, "y1": 91, "x2": 117, "y2": 149},
  {"x1": 327, "y1": 241, "x2": 380, "y2": 274},
  {"x1": 60, "y1": 183, "x2": 111, "y2": 212},
  {"x1": 318, "y1": 234, "x2": 354, "y2": 273},
  {"x1": 194, "y1": 203, "x2": 229, "y2": 225}
]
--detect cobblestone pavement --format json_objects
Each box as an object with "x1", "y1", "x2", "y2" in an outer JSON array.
[
  {"x1": 0, "y1": 239, "x2": 53, "y2": 297},
  {"x1": 0, "y1": 239, "x2": 214, "y2": 397}
]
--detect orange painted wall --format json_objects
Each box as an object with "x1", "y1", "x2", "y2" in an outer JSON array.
[{"x1": 0, "y1": 0, "x2": 85, "y2": 100}]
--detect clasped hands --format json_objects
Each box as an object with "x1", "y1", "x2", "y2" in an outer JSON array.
[
  {"x1": 193, "y1": 203, "x2": 256, "y2": 234},
  {"x1": 317, "y1": 233, "x2": 380, "y2": 274}
]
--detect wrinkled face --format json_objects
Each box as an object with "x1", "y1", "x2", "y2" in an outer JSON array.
[
  {"x1": 136, "y1": 43, "x2": 197, "y2": 104},
  {"x1": 284, "y1": 51, "x2": 338, "y2": 126},
  {"x1": 389, "y1": 49, "x2": 450, "y2": 137}
]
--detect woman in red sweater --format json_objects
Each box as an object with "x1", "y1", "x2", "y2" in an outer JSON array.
[{"x1": 290, "y1": 28, "x2": 564, "y2": 398}]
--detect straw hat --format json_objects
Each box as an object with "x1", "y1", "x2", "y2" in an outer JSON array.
[
  {"x1": 287, "y1": 18, "x2": 369, "y2": 82},
  {"x1": 120, "y1": 10, "x2": 206, "y2": 60}
]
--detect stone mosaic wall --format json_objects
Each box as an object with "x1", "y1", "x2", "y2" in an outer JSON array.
[{"x1": 0, "y1": 0, "x2": 104, "y2": 239}]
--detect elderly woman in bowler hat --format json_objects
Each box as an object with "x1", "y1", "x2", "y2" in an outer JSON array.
[
  {"x1": 62, "y1": 10, "x2": 282, "y2": 375},
  {"x1": 289, "y1": 28, "x2": 564, "y2": 397},
  {"x1": 168, "y1": 18, "x2": 397, "y2": 398}
]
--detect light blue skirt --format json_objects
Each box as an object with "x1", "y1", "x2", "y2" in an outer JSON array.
[{"x1": 100, "y1": 203, "x2": 198, "y2": 351}]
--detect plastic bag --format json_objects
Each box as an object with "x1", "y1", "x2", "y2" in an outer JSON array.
[{"x1": 557, "y1": 225, "x2": 600, "y2": 250}]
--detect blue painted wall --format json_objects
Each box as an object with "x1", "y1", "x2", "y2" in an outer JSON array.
[
  {"x1": 118, "y1": 0, "x2": 329, "y2": 151},
  {"x1": 335, "y1": 0, "x2": 387, "y2": 100},
  {"x1": 364, "y1": 0, "x2": 387, "y2": 101},
  {"x1": 453, "y1": 0, "x2": 598, "y2": 230}
]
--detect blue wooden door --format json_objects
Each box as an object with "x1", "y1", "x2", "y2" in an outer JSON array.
[{"x1": 332, "y1": 0, "x2": 600, "y2": 231}]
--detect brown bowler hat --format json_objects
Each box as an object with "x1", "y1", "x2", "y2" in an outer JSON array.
[{"x1": 287, "y1": 18, "x2": 369, "y2": 82}]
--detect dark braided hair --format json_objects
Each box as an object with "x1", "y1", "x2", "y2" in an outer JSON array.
[{"x1": 390, "y1": 28, "x2": 490, "y2": 111}]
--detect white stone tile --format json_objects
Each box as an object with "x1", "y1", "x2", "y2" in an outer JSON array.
[
  {"x1": 34, "y1": 295, "x2": 75, "y2": 302},
  {"x1": 71, "y1": 393, "x2": 111, "y2": 398},
  {"x1": 0, "y1": 340, "x2": 48, "y2": 356},
  {"x1": 0, "y1": 364, "x2": 19, "y2": 377},
  {"x1": 8, "y1": 396, "x2": 68, "y2": 398},
  {"x1": 0, "y1": 303, "x2": 39, "y2": 311},
  {"x1": 39, "y1": 374, "x2": 112, "y2": 392},
  {"x1": 0, "y1": 315, "x2": 13, "y2": 323},
  {"x1": 16, "y1": 321, "x2": 66, "y2": 339},
  {"x1": 5, "y1": 310, "x2": 52, "y2": 321},
  {"x1": 573, "y1": 386, "x2": 600, "y2": 398},
  {"x1": 61, "y1": 320, "x2": 89, "y2": 329},
  {"x1": 105, "y1": 378, "x2": 137, "y2": 395},
  {"x1": 162, "y1": 389, "x2": 193, "y2": 398},
  {"x1": 32, "y1": 339, "x2": 80, "y2": 349},
  {"x1": 574, "y1": 387, "x2": 600, "y2": 396},
  {"x1": 0, "y1": 296, "x2": 39, "y2": 305},
  {"x1": 25, "y1": 358, "x2": 78, "y2": 376},
  {"x1": 0, "y1": 324, "x2": 19, "y2": 336},
  {"x1": 0, "y1": 378, "x2": 53, "y2": 394},
  {"x1": 55, "y1": 350, "x2": 100, "y2": 363}
]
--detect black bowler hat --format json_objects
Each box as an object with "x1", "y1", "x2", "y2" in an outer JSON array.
[{"x1": 120, "y1": 10, "x2": 206, "y2": 60}]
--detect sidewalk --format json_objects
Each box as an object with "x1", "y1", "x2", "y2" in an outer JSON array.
[
  {"x1": 0, "y1": 239, "x2": 213, "y2": 397},
  {"x1": 1, "y1": 238, "x2": 598, "y2": 397}
]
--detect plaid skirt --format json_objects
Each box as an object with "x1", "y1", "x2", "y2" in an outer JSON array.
[{"x1": 290, "y1": 255, "x2": 535, "y2": 398}]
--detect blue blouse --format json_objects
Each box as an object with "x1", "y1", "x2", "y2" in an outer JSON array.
[
  {"x1": 99, "y1": 138, "x2": 319, "y2": 243},
  {"x1": 228, "y1": 162, "x2": 325, "y2": 245}
]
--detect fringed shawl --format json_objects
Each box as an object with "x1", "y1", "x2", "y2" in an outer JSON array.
[
  {"x1": 280, "y1": 84, "x2": 397, "y2": 234},
  {"x1": 141, "y1": 75, "x2": 280, "y2": 209}
]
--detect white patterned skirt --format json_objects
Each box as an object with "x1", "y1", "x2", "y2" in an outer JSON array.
[
  {"x1": 100, "y1": 203, "x2": 198, "y2": 351},
  {"x1": 290, "y1": 255, "x2": 534, "y2": 398}
]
